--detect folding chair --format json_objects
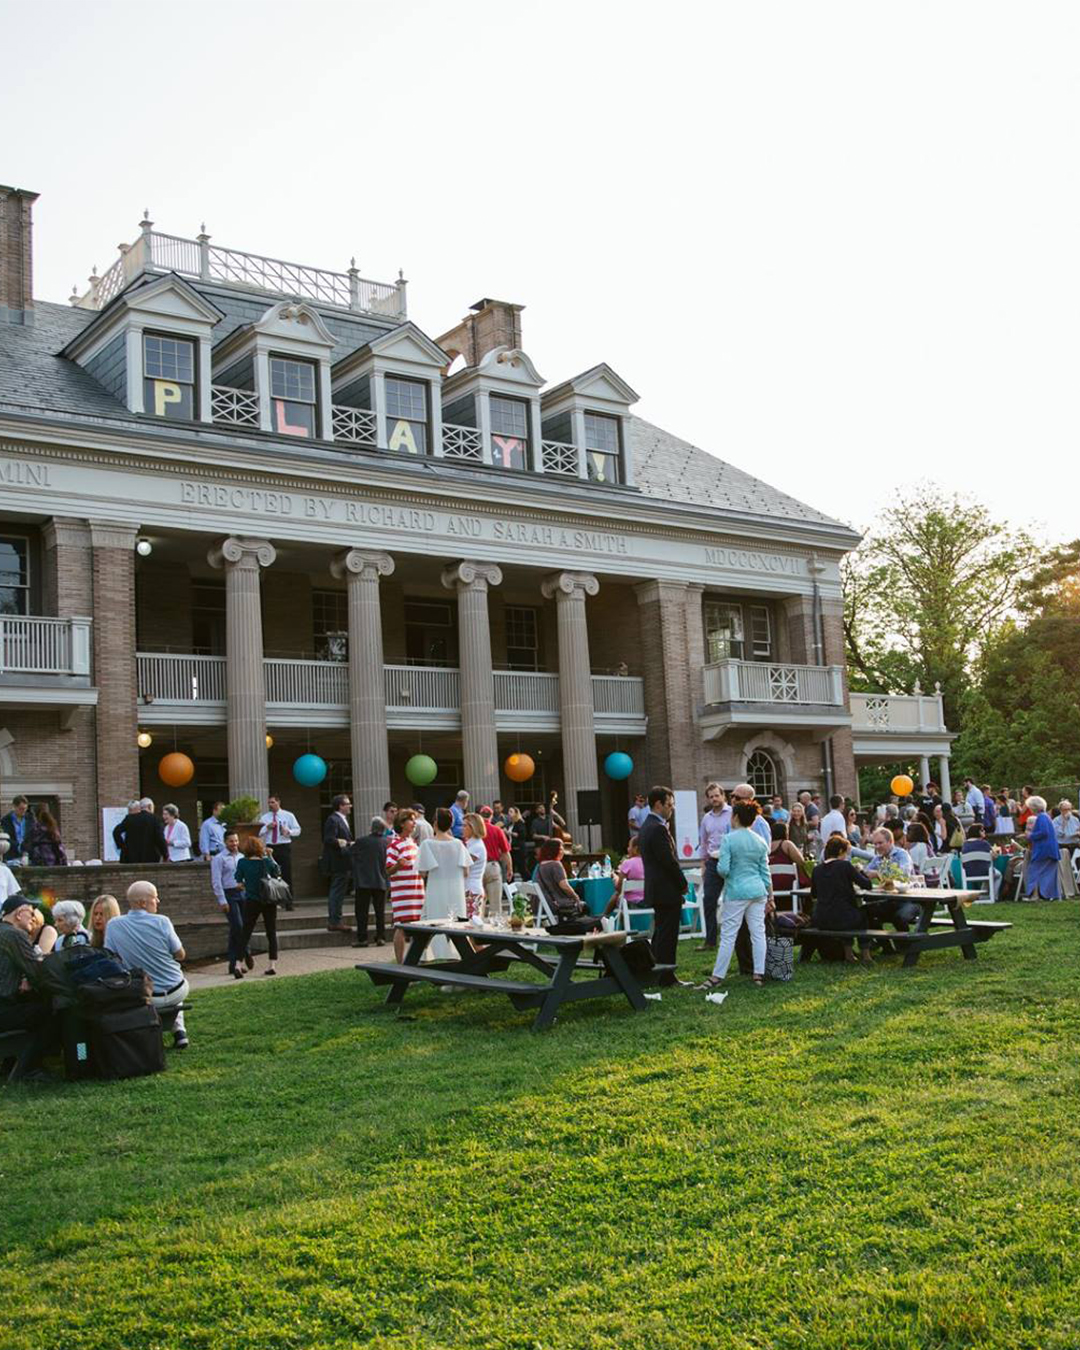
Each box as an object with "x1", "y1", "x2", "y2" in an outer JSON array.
[
  {"x1": 769, "y1": 859, "x2": 801, "y2": 914},
  {"x1": 959, "y1": 846, "x2": 998, "y2": 903},
  {"x1": 613, "y1": 878, "x2": 654, "y2": 936},
  {"x1": 919, "y1": 855, "x2": 952, "y2": 888},
  {"x1": 678, "y1": 875, "x2": 706, "y2": 941}
]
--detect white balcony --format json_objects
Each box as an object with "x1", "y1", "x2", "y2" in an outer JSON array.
[
  {"x1": 700, "y1": 658, "x2": 850, "y2": 740},
  {"x1": 137, "y1": 654, "x2": 646, "y2": 735},
  {"x1": 0, "y1": 615, "x2": 97, "y2": 721},
  {"x1": 850, "y1": 688, "x2": 954, "y2": 758}
]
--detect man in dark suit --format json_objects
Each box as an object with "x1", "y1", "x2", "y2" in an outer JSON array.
[
  {"x1": 112, "y1": 798, "x2": 168, "y2": 864},
  {"x1": 637, "y1": 785, "x2": 689, "y2": 987},
  {"x1": 321, "y1": 793, "x2": 354, "y2": 933}
]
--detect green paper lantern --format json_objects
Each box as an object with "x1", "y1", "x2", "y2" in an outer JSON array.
[{"x1": 405, "y1": 754, "x2": 438, "y2": 786}]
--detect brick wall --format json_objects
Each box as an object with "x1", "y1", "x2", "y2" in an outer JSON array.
[
  {"x1": 1, "y1": 709, "x2": 97, "y2": 858},
  {"x1": 136, "y1": 562, "x2": 193, "y2": 649},
  {"x1": 634, "y1": 580, "x2": 703, "y2": 792},
  {"x1": 90, "y1": 524, "x2": 140, "y2": 811}
]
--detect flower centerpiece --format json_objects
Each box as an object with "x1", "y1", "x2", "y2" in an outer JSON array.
[
  {"x1": 509, "y1": 891, "x2": 531, "y2": 931},
  {"x1": 874, "y1": 860, "x2": 908, "y2": 893}
]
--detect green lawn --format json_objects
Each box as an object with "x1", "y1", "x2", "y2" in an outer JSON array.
[{"x1": 2, "y1": 905, "x2": 1078, "y2": 1350}]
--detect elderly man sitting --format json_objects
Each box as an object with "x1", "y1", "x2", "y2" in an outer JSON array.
[
  {"x1": 863, "y1": 828, "x2": 919, "y2": 932},
  {"x1": 0, "y1": 894, "x2": 59, "y2": 1082},
  {"x1": 105, "y1": 881, "x2": 189, "y2": 1049}
]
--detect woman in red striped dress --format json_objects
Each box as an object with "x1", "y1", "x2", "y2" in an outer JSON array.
[{"x1": 386, "y1": 809, "x2": 425, "y2": 962}]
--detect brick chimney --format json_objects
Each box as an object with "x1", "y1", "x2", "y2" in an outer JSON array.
[
  {"x1": 0, "y1": 185, "x2": 38, "y2": 325},
  {"x1": 436, "y1": 298, "x2": 523, "y2": 369}
]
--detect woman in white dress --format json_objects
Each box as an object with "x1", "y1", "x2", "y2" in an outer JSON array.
[
  {"x1": 417, "y1": 806, "x2": 472, "y2": 960},
  {"x1": 462, "y1": 813, "x2": 489, "y2": 916}
]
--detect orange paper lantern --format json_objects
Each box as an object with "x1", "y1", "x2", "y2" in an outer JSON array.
[
  {"x1": 504, "y1": 753, "x2": 536, "y2": 784},
  {"x1": 890, "y1": 773, "x2": 914, "y2": 797},
  {"x1": 158, "y1": 752, "x2": 195, "y2": 788}
]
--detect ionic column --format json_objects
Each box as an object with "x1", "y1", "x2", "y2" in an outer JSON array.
[
  {"x1": 331, "y1": 548, "x2": 395, "y2": 822},
  {"x1": 442, "y1": 560, "x2": 502, "y2": 804},
  {"x1": 542, "y1": 570, "x2": 600, "y2": 840},
  {"x1": 208, "y1": 536, "x2": 276, "y2": 804}
]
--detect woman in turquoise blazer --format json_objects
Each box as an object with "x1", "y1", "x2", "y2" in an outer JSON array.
[{"x1": 700, "y1": 801, "x2": 773, "y2": 988}]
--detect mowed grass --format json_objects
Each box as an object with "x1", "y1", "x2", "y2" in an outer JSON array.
[{"x1": 2, "y1": 905, "x2": 1078, "y2": 1350}]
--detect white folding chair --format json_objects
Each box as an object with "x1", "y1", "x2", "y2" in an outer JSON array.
[
  {"x1": 1070, "y1": 851, "x2": 1080, "y2": 892},
  {"x1": 513, "y1": 880, "x2": 553, "y2": 925},
  {"x1": 959, "y1": 847, "x2": 998, "y2": 903},
  {"x1": 678, "y1": 874, "x2": 706, "y2": 941},
  {"x1": 920, "y1": 855, "x2": 952, "y2": 888},
  {"x1": 769, "y1": 860, "x2": 800, "y2": 914},
  {"x1": 614, "y1": 878, "x2": 654, "y2": 937}
]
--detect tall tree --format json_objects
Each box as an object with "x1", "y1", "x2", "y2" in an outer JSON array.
[{"x1": 843, "y1": 489, "x2": 1032, "y2": 727}]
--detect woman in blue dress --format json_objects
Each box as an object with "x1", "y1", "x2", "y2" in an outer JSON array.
[{"x1": 1024, "y1": 796, "x2": 1061, "y2": 899}]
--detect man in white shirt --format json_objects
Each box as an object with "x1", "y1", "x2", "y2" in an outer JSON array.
[
  {"x1": 627, "y1": 794, "x2": 650, "y2": 839},
  {"x1": 964, "y1": 778, "x2": 984, "y2": 824},
  {"x1": 411, "y1": 804, "x2": 434, "y2": 845},
  {"x1": 818, "y1": 794, "x2": 848, "y2": 858},
  {"x1": 1053, "y1": 800, "x2": 1079, "y2": 846},
  {"x1": 210, "y1": 830, "x2": 251, "y2": 978},
  {"x1": 258, "y1": 794, "x2": 301, "y2": 889}
]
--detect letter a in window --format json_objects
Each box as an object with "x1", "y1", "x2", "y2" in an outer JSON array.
[
  {"x1": 153, "y1": 381, "x2": 183, "y2": 416},
  {"x1": 388, "y1": 419, "x2": 419, "y2": 454}
]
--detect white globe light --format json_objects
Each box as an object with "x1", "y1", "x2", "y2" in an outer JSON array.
[{"x1": 136, "y1": 539, "x2": 153, "y2": 557}]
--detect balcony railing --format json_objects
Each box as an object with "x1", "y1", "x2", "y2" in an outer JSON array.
[
  {"x1": 850, "y1": 689, "x2": 948, "y2": 735},
  {"x1": 136, "y1": 654, "x2": 645, "y2": 731},
  {"x1": 703, "y1": 659, "x2": 845, "y2": 707},
  {"x1": 331, "y1": 405, "x2": 378, "y2": 446},
  {"x1": 211, "y1": 385, "x2": 260, "y2": 429},
  {"x1": 77, "y1": 224, "x2": 405, "y2": 317},
  {"x1": 1, "y1": 616, "x2": 92, "y2": 678}
]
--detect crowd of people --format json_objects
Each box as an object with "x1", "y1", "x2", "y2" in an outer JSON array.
[{"x1": 1, "y1": 771, "x2": 1075, "y2": 1083}]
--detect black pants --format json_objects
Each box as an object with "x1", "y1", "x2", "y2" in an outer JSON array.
[
  {"x1": 355, "y1": 887, "x2": 387, "y2": 941},
  {"x1": 702, "y1": 859, "x2": 722, "y2": 946},
  {"x1": 270, "y1": 844, "x2": 293, "y2": 889},
  {"x1": 734, "y1": 920, "x2": 755, "y2": 975},
  {"x1": 241, "y1": 899, "x2": 279, "y2": 961},
  {"x1": 651, "y1": 900, "x2": 682, "y2": 985},
  {"x1": 0, "y1": 996, "x2": 58, "y2": 1077}
]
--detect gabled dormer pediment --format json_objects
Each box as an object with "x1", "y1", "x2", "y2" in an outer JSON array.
[
  {"x1": 541, "y1": 362, "x2": 639, "y2": 413},
  {"x1": 331, "y1": 320, "x2": 448, "y2": 389},
  {"x1": 61, "y1": 272, "x2": 223, "y2": 363}
]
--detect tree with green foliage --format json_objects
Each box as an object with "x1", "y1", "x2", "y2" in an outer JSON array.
[
  {"x1": 953, "y1": 539, "x2": 1080, "y2": 785},
  {"x1": 843, "y1": 488, "x2": 1032, "y2": 730}
]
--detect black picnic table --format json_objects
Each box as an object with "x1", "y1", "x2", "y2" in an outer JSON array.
[
  {"x1": 355, "y1": 921, "x2": 670, "y2": 1031},
  {"x1": 796, "y1": 886, "x2": 1011, "y2": 967}
]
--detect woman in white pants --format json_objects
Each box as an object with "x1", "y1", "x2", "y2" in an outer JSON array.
[{"x1": 699, "y1": 800, "x2": 773, "y2": 989}]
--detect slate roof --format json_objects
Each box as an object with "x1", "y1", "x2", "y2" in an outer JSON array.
[{"x1": 0, "y1": 299, "x2": 851, "y2": 537}]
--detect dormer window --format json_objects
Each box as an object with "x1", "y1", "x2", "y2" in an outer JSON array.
[
  {"x1": 269, "y1": 356, "x2": 317, "y2": 437},
  {"x1": 385, "y1": 375, "x2": 428, "y2": 455},
  {"x1": 584, "y1": 411, "x2": 621, "y2": 483},
  {"x1": 144, "y1": 333, "x2": 196, "y2": 420},
  {"x1": 490, "y1": 395, "x2": 529, "y2": 470}
]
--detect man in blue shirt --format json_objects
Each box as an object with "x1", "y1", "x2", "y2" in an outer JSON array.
[
  {"x1": 981, "y1": 785, "x2": 997, "y2": 836},
  {"x1": 0, "y1": 795, "x2": 31, "y2": 862},
  {"x1": 770, "y1": 795, "x2": 790, "y2": 824},
  {"x1": 450, "y1": 791, "x2": 469, "y2": 840},
  {"x1": 199, "y1": 801, "x2": 226, "y2": 860},
  {"x1": 627, "y1": 794, "x2": 650, "y2": 839},
  {"x1": 106, "y1": 880, "x2": 189, "y2": 1049},
  {"x1": 863, "y1": 828, "x2": 919, "y2": 931}
]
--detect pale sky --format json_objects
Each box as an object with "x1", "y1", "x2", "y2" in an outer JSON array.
[{"x1": 3, "y1": 0, "x2": 1078, "y2": 544}]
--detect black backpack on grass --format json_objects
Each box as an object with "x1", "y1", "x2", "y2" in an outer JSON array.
[{"x1": 89, "y1": 1005, "x2": 166, "y2": 1081}]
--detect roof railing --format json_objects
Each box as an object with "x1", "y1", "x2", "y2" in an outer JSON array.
[{"x1": 72, "y1": 213, "x2": 406, "y2": 318}]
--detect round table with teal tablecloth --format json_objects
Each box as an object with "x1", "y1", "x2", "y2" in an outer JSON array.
[{"x1": 569, "y1": 876, "x2": 614, "y2": 914}]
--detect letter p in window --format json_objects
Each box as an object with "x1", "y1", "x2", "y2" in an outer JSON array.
[{"x1": 153, "y1": 381, "x2": 183, "y2": 417}]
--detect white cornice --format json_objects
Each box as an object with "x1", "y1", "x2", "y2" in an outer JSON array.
[{"x1": 0, "y1": 417, "x2": 860, "y2": 555}]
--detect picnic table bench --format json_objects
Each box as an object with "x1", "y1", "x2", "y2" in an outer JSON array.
[
  {"x1": 357, "y1": 921, "x2": 672, "y2": 1031},
  {"x1": 797, "y1": 887, "x2": 1012, "y2": 968}
]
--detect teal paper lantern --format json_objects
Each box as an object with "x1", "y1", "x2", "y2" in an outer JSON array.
[
  {"x1": 405, "y1": 753, "x2": 438, "y2": 786},
  {"x1": 293, "y1": 753, "x2": 328, "y2": 787},
  {"x1": 604, "y1": 751, "x2": 633, "y2": 781}
]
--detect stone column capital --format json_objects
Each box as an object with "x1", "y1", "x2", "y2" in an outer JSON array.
[
  {"x1": 331, "y1": 549, "x2": 395, "y2": 582},
  {"x1": 88, "y1": 520, "x2": 140, "y2": 550},
  {"x1": 541, "y1": 570, "x2": 599, "y2": 601},
  {"x1": 441, "y1": 559, "x2": 503, "y2": 593},
  {"x1": 42, "y1": 517, "x2": 92, "y2": 551},
  {"x1": 207, "y1": 536, "x2": 277, "y2": 571}
]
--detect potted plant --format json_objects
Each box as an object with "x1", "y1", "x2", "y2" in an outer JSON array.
[
  {"x1": 219, "y1": 796, "x2": 261, "y2": 847},
  {"x1": 509, "y1": 891, "x2": 531, "y2": 931},
  {"x1": 874, "y1": 860, "x2": 907, "y2": 893}
]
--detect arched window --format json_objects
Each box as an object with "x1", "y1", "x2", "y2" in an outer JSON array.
[{"x1": 746, "y1": 749, "x2": 778, "y2": 800}]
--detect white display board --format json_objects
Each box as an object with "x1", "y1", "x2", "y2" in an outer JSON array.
[
  {"x1": 102, "y1": 806, "x2": 128, "y2": 861},
  {"x1": 673, "y1": 790, "x2": 701, "y2": 862}
]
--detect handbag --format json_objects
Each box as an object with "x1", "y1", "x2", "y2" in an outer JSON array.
[
  {"x1": 259, "y1": 873, "x2": 293, "y2": 909},
  {"x1": 764, "y1": 916, "x2": 795, "y2": 982}
]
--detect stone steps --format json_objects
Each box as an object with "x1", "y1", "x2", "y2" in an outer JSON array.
[{"x1": 249, "y1": 926, "x2": 359, "y2": 953}]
